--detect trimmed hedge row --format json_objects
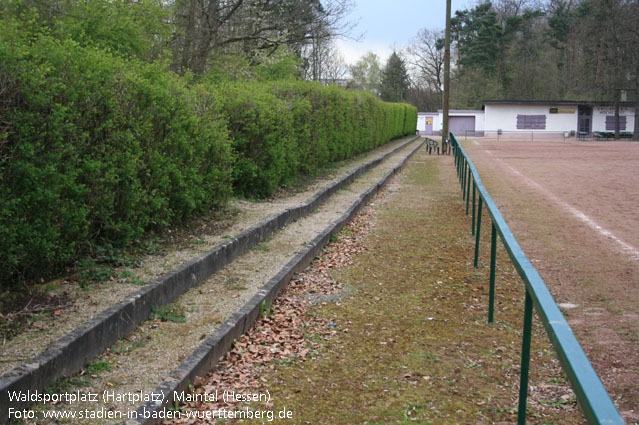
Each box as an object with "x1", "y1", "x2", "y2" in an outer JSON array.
[
  {"x1": 216, "y1": 81, "x2": 417, "y2": 197},
  {"x1": 1, "y1": 21, "x2": 233, "y2": 287},
  {"x1": 0, "y1": 20, "x2": 417, "y2": 288}
]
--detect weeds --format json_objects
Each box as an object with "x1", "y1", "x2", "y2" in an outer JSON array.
[
  {"x1": 259, "y1": 300, "x2": 273, "y2": 318},
  {"x1": 86, "y1": 360, "x2": 112, "y2": 375},
  {"x1": 150, "y1": 304, "x2": 186, "y2": 323},
  {"x1": 111, "y1": 339, "x2": 146, "y2": 354}
]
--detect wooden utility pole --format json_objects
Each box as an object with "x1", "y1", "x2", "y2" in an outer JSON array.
[{"x1": 443, "y1": 0, "x2": 452, "y2": 154}]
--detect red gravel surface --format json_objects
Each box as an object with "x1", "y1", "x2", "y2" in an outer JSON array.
[{"x1": 466, "y1": 139, "x2": 639, "y2": 424}]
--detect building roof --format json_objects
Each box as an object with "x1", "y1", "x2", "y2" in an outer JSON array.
[
  {"x1": 437, "y1": 109, "x2": 484, "y2": 114},
  {"x1": 483, "y1": 100, "x2": 636, "y2": 107}
]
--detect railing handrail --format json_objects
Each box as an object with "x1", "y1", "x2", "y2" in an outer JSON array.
[{"x1": 449, "y1": 132, "x2": 624, "y2": 425}]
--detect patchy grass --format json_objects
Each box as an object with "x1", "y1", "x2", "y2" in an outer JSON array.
[
  {"x1": 149, "y1": 304, "x2": 186, "y2": 323},
  {"x1": 110, "y1": 337, "x2": 147, "y2": 355},
  {"x1": 236, "y1": 151, "x2": 585, "y2": 424},
  {"x1": 85, "y1": 360, "x2": 112, "y2": 375}
]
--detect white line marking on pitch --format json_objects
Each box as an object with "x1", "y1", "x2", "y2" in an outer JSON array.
[{"x1": 482, "y1": 150, "x2": 639, "y2": 261}]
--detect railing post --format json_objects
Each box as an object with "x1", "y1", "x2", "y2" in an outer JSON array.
[
  {"x1": 518, "y1": 291, "x2": 534, "y2": 425},
  {"x1": 464, "y1": 160, "x2": 468, "y2": 191},
  {"x1": 489, "y1": 222, "x2": 497, "y2": 323},
  {"x1": 472, "y1": 180, "x2": 476, "y2": 236},
  {"x1": 474, "y1": 197, "x2": 483, "y2": 268},
  {"x1": 450, "y1": 132, "x2": 625, "y2": 425},
  {"x1": 465, "y1": 170, "x2": 471, "y2": 215},
  {"x1": 462, "y1": 163, "x2": 467, "y2": 200}
]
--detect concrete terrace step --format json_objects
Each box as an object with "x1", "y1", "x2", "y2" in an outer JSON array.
[{"x1": 0, "y1": 136, "x2": 423, "y2": 423}]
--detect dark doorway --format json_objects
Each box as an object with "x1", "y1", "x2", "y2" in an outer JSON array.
[{"x1": 578, "y1": 105, "x2": 593, "y2": 136}]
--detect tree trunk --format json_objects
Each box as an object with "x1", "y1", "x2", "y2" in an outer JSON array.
[
  {"x1": 614, "y1": 91, "x2": 620, "y2": 140},
  {"x1": 442, "y1": 0, "x2": 452, "y2": 155},
  {"x1": 635, "y1": 75, "x2": 639, "y2": 141},
  {"x1": 179, "y1": 0, "x2": 197, "y2": 72}
]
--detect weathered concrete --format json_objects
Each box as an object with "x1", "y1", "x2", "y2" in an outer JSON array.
[
  {"x1": 0, "y1": 136, "x2": 420, "y2": 422},
  {"x1": 129, "y1": 140, "x2": 425, "y2": 424}
]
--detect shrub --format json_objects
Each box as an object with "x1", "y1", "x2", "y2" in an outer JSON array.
[
  {"x1": 214, "y1": 83, "x2": 299, "y2": 198},
  {"x1": 0, "y1": 18, "x2": 232, "y2": 288},
  {"x1": 216, "y1": 80, "x2": 417, "y2": 197},
  {"x1": 0, "y1": 15, "x2": 416, "y2": 289}
]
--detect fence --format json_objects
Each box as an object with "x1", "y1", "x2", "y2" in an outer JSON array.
[
  {"x1": 449, "y1": 132, "x2": 625, "y2": 425},
  {"x1": 463, "y1": 130, "x2": 572, "y2": 141}
]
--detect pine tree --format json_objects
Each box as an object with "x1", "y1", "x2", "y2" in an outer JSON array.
[{"x1": 380, "y1": 51, "x2": 409, "y2": 102}]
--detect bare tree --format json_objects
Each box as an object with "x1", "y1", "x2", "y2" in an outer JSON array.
[
  {"x1": 171, "y1": 0, "x2": 356, "y2": 74},
  {"x1": 493, "y1": 0, "x2": 541, "y2": 23},
  {"x1": 322, "y1": 43, "x2": 348, "y2": 82},
  {"x1": 299, "y1": 0, "x2": 358, "y2": 81},
  {"x1": 573, "y1": 0, "x2": 633, "y2": 138},
  {"x1": 407, "y1": 28, "x2": 445, "y2": 100}
]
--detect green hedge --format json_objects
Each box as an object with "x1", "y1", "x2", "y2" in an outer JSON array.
[
  {"x1": 0, "y1": 20, "x2": 233, "y2": 286},
  {"x1": 216, "y1": 81, "x2": 417, "y2": 197},
  {"x1": 0, "y1": 18, "x2": 417, "y2": 288}
]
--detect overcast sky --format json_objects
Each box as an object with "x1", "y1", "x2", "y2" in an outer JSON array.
[{"x1": 336, "y1": 0, "x2": 473, "y2": 66}]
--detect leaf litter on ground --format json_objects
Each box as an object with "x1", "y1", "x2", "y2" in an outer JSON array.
[{"x1": 167, "y1": 212, "x2": 372, "y2": 422}]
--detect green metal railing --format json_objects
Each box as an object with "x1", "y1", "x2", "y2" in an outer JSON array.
[{"x1": 449, "y1": 133, "x2": 625, "y2": 425}]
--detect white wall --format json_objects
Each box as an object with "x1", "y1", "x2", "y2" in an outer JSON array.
[
  {"x1": 484, "y1": 104, "x2": 578, "y2": 133},
  {"x1": 436, "y1": 110, "x2": 484, "y2": 132},
  {"x1": 432, "y1": 114, "x2": 441, "y2": 133},
  {"x1": 592, "y1": 106, "x2": 635, "y2": 133},
  {"x1": 417, "y1": 114, "x2": 427, "y2": 133},
  {"x1": 424, "y1": 103, "x2": 637, "y2": 137},
  {"x1": 417, "y1": 112, "x2": 438, "y2": 135}
]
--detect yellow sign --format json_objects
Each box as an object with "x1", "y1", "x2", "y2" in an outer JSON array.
[
  {"x1": 426, "y1": 118, "x2": 433, "y2": 125},
  {"x1": 549, "y1": 108, "x2": 575, "y2": 114}
]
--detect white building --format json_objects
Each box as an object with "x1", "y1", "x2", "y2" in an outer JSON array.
[
  {"x1": 417, "y1": 112, "x2": 438, "y2": 135},
  {"x1": 417, "y1": 110, "x2": 485, "y2": 136},
  {"x1": 483, "y1": 100, "x2": 636, "y2": 139},
  {"x1": 418, "y1": 100, "x2": 636, "y2": 139}
]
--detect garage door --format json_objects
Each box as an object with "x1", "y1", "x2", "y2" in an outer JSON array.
[{"x1": 449, "y1": 116, "x2": 476, "y2": 136}]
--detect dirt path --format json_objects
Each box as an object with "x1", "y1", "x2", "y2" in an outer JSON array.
[
  {"x1": 166, "y1": 147, "x2": 586, "y2": 424},
  {"x1": 465, "y1": 139, "x2": 639, "y2": 424}
]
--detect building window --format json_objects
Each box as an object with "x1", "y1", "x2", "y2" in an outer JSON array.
[
  {"x1": 605, "y1": 115, "x2": 626, "y2": 131},
  {"x1": 516, "y1": 115, "x2": 546, "y2": 130}
]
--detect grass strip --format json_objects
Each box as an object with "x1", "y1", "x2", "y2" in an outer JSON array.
[{"x1": 219, "y1": 148, "x2": 586, "y2": 425}]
